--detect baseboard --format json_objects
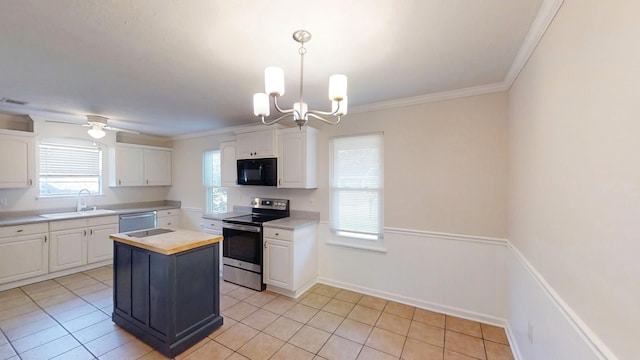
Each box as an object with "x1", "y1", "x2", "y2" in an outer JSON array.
[{"x1": 317, "y1": 276, "x2": 508, "y2": 328}]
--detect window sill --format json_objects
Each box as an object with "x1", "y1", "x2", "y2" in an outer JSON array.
[{"x1": 326, "y1": 240, "x2": 387, "y2": 254}]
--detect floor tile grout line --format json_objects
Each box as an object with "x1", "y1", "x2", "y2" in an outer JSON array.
[
  {"x1": 0, "y1": 326, "x2": 21, "y2": 360},
  {"x1": 14, "y1": 272, "x2": 124, "y2": 360}
]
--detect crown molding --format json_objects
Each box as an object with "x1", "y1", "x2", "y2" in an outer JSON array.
[
  {"x1": 350, "y1": 0, "x2": 563, "y2": 115},
  {"x1": 350, "y1": 82, "x2": 508, "y2": 115},
  {"x1": 504, "y1": 0, "x2": 564, "y2": 88}
]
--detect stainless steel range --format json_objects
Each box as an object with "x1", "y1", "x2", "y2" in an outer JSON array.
[{"x1": 222, "y1": 197, "x2": 289, "y2": 291}]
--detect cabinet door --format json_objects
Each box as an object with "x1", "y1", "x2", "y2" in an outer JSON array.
[
  {"x1": 277, "y1": 127, "x2": 317, "y2": 189},
  {"x1": 113, "y1": 147, "x2": 145, "y2": 186},
  {"x1": 236, "y1": 130, "x2": 277, "y2": 159},
  {"x1": 0, "y1": 234, "x2": 48, "y2": 284},
  {"x1": 0, "y1": 134, "x2": 34, "y2": 188},
  {"x1": 264, "y1": 238, "x2": 292, "y2": 290},
  {"x1": 235, "y1": 132, "x2": 255, "y2": 159},
  {"x1": 50, "y1": 228, "x2": 87, "y2": 272},
  {"x1": 253, "y1": 130, "x2": 276, "y2": 157},
  {"x1": 88, "y1": 223, "x2": 118, "y2": 263},
  {"x1": 220, "y1": 141, "x2": 237, "y2": 186},
  {"x1": 278, "y1": 131, "x2": 305, "y2": 188},
  {"x1": 144, "y1": 149, "x2": 172, "y2": 186}
]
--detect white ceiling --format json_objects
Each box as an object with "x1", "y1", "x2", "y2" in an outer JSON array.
[{"x1": 0, "y1": 0, "x2": 551, "y2": 137}]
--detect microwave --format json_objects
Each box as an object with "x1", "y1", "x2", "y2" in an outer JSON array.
[{"x1": 237, "y1": 158, "x2": 277, "y2": 186}]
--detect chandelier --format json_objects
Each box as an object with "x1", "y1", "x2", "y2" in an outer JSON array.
[{"x1": 253, "y1": 30, "x2": 348, "y2": 129}]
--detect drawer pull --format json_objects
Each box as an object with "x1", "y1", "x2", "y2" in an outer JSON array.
[
  {"x1": 17, "y1": 229, "x2": 23, "y2": 233},
  {"x1": 44, "y1": 236, "x2": 47, "y2": 243}
]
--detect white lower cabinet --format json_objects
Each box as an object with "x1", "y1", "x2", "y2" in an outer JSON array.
[
  {"x1": 264, "y1": 238, "x2": 292, "y2": 289},
  {"x1": 49, "y1": 216, "x2": 118, "y2": 272},
  {"x1": 157, "y1": 209, "x2": 180, "y2": 228},
  {"x1": 88, "y1": 223, "x2": 119, "y2": 263},
  {"x1": 0, "y1": 223, "x2": 49, "y2": 284},
  {"x1": 263, "y1": 224, "x2": 317, "y2": 296}
]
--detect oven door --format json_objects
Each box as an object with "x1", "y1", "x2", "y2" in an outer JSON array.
[{"x1": 222, "y1": 223, "x2": 262, "y2": 272}]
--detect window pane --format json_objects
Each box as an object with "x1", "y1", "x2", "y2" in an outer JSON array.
[
  {"x1": 334, "y1": 190, "x2": 380, "y2": 234},
  {"x1": 203, "y1": 150, "x2": 227, "y2": 213},
  {"x1": 207, "y1": 187, "x2": 228, "y2": 213},
  {"x1": 39, "y1": 142, "x2": 102, "y2": 197},
  {"x1": 331, "y1": 133, "x2": 383, "y2": 239}
]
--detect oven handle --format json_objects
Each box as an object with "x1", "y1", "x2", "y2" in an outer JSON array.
[{"x1": 222, "y1": 223, "x2": 261, "y2": 233}]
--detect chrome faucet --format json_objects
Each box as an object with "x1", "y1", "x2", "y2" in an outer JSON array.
[{"x1": 76, "y1": 189, "x2": 92, "y2": 212}]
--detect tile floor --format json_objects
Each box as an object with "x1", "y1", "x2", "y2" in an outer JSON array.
[{"x1": 0, "y1": 266, "x2": 514, "y2": 360}]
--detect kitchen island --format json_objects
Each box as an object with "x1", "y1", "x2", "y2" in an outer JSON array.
[{"x1": 110, "y1": 228, "x2": 223, "y2": 357}]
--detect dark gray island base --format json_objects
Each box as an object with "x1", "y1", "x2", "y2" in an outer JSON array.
[{"x1": 110, "y1": 229, "x2": 224, "y2": 357}]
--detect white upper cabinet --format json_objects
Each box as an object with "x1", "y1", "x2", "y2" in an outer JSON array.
[
  {"x1": 236, "y1": 129, "x2": 277, "y2": 159},
  {"x1": 144, "y1": 149, "x2": 172, "y2": 186},
  {"x1": 277, "y1": 127, "x2": 317, "y2": 189},
  {"x1": 109, "y1": 145, "x2": 172, "y2": 187},
  {"x1": 0, "y1": 132, "x2": 35, "y2": 189},
  {"x1": 110, "y1": 146, "x2": 144, "y2": 186},
  {"x1": 220, "y1": 141, "x2": 237, "y2": 187}
]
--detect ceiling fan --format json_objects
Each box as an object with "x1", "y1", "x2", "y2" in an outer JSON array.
[
  {"x1": 45, "y1": 115, "x2": 140, "y2": 139},
  {"x1": 0, "y1": 98, "x2": 140, "y2": 138}
]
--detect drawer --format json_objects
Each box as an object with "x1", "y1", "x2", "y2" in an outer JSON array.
[
  {"x1": 0, "y1": 222, "x2": 48, "y2": 238},
  {"x1": 200, "y1": 219, "x2": 222, "y2": 229},
  {"x1": 49, "y1": 218, "x2": 88, "y2": 231},
  {"x1": 88, "y1": 215, "x2": 118, "y2": 226},
  {"x1": 263, "y1": 227, "x2": 293, "y2": 241},
  {"x1": 157, "y1": 209, "x2": 179, "y2": 217}
]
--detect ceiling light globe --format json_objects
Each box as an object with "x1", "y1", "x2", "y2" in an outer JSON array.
[
  {"x1": 88, "y1": 126, "x2": 106, "y2": 139},
  {"x1": 253, "y1": 93, "x2": 270, "y2": 116}
]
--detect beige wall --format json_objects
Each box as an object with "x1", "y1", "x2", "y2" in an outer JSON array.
[
  {"x1": 508, "y1": 1, "x2": 639, "y2": 358},
  {"x1": 169, "y1": 91, "x2": 508, "y2": 237}
]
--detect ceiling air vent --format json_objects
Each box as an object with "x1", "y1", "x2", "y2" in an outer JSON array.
[{"x1": 0, "y1": 98, "x2": 29, "y2": 105}]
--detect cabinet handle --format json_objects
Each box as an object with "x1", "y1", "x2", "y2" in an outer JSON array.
[
  {"x1": 167, "y1": 222, "x2": 172, "y2": 225},
  {"x1": 279, "y1": 179, "x2": 282, "y2": 185},
  {"x1": 119, "y1": 179, "x2": 122, "y2": 185},
  {"x1": 44, "y1": 235, "x2": 47, "y2": 243},
  {"x1": 275, "y1": 233, "x2": 279, "y2": 236},
  {"x1": 146, "y1": 179, "x2": 149, "y2": 184},
  {"x1": 90, "y1": 229, "x2": 93, "y2": 235},
  {"x1": 28, "y1": 179, "x2": 33, "y2": 186},
  {"x1": 264, "y1": 242, "x2": 267, "y2": 248},
  {"x1": 84, "y1": 230, "x2": 87, "y2": 236},
  {"x1": 17, "y1": 229, "x2": 23, "y2": 233}
]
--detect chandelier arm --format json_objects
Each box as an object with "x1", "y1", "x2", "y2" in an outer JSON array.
[
  {"x1": 273, "y1": 96, "x2": 295, "y2": 114},
  {"x1": 260, "y1": 113, "x2": 294, "y2": 126},
  {"x1": 306, "y1": 107, "x2": 340, "y2": 117},
  {"x1": 306, "y1": 113, "x2": 342, "y2": 125}
]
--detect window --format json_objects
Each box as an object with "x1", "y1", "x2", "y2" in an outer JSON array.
[
  {"x1": 39, "y1": 141, "x2": 102, "y2": 197},
  {"x1": 203, "y1": 150, "x2": 227, "y2": 213},
  {"x1": 330, "y1": 133, "x2": 383, "y2": 240}
]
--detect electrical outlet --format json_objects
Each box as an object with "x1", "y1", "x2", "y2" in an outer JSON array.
[{"x1": 527, "y1": 321, "x2": 534, "y2": 344}]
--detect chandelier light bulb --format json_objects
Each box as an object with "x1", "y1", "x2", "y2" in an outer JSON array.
[
  {"x1": 265, "y1": 67, "x2": 285, "y2": 96},
  {"x1": 253, "y1": 93, "x2": 270, "y2": 116},
  {"x1": 329, "y1": 74, "x2": 347, "y2": 101}
]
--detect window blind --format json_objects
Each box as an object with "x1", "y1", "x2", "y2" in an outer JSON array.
[
  {"x1": 39, "y1": 143, "x2": 102, "y2": 196},
  {"x1": 331, "y1": 133, "x2": 383, "y2": 239}
]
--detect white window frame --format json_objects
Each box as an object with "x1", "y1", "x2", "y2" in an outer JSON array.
[
  {"x1": 329, "y1": 132, "x2": 385, "y2": 252},
  {"x1": 38, "y1": 139, "x2": 103, "y2": 198},
  {"x1": 203, "y1": 149, "x2": 227, "y2": 214}
]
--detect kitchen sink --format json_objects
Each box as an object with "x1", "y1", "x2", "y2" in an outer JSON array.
[{"x1": 40, "y1": 209, "x2": 117, "y2": 219}]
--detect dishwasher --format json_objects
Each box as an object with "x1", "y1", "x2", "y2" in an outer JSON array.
[{"x1": 119, "y1": 211, "x2": 157, "y2": 232}]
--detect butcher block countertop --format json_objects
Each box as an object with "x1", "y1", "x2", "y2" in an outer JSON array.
[{"x1": 110, "y1": 228, "x2": 222, "y2": 255}]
